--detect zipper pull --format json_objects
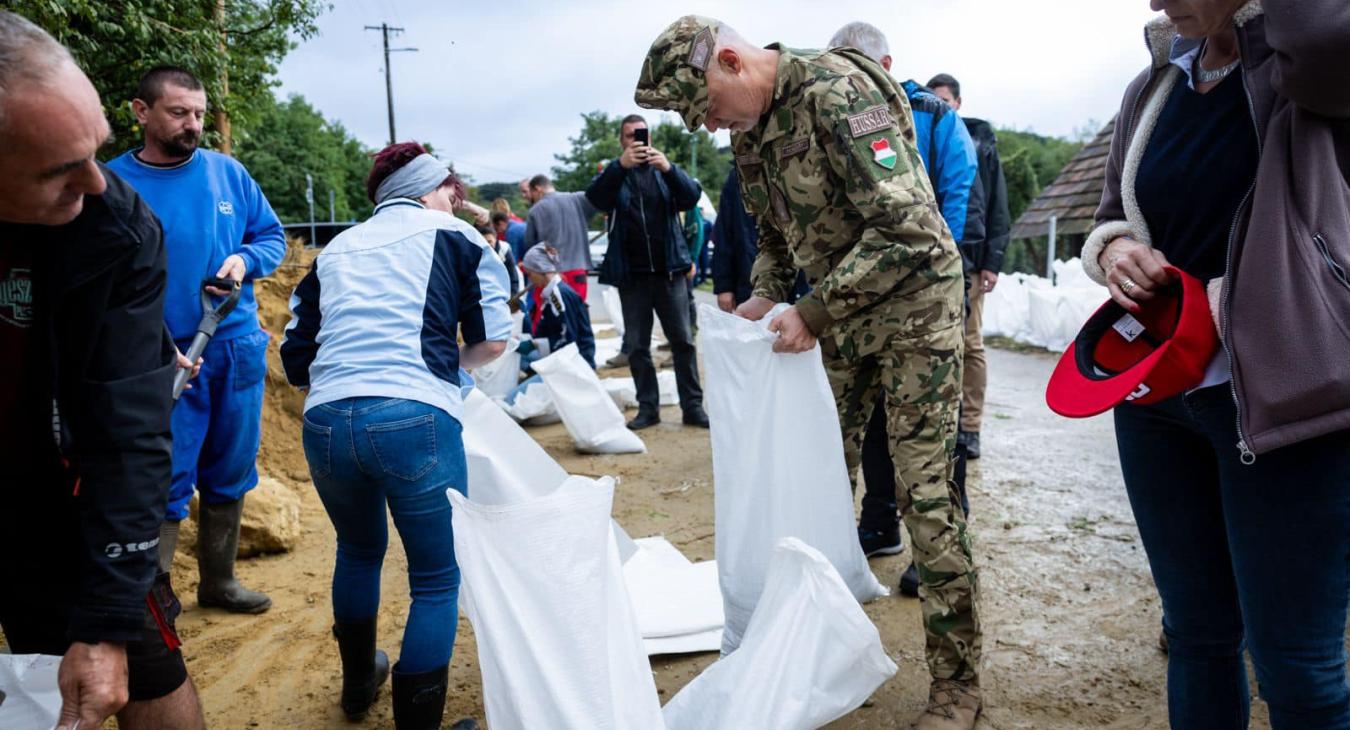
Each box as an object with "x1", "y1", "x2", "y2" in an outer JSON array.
[{"x1": 1236, "y1": 440, "x2": 1256, "y2": 465}]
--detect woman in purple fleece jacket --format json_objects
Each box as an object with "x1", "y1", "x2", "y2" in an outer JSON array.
[{"x1": 1084, "y1": 2, "x2": 1350, "y2": 728}]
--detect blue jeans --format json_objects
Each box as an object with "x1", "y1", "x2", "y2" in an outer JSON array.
[
  {"x1": 1114, "y1": 384, "x2": 1350, "y2": 729},
  {"x1": 302, "y1": 397, "x2": 467, "y2": 673},
  {"x1": 167, "y1": 328, "x2": 269, "y2": 521}
]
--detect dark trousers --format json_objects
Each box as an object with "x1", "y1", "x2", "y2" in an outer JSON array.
[
  {"x1": 1114, "y1": 384, "x2": 1350, "y2": 730},
  {"x1": 619, "y1": 271, "x2": 702, "y2": 415},
  {"x1": 858, "y1": 396, "x2": 970, "y2": 533}
]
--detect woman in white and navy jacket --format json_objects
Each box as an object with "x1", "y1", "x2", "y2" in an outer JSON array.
[{"x1": 281, "y1": 142, "x2": 510, "y2": 730}]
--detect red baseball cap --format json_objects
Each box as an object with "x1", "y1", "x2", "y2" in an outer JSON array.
[{"x1": 1046, "y1": 266, "x2": 1219, "y2": 418}]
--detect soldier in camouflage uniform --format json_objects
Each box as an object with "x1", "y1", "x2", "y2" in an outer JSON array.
[{"x1": 635, "y1": 16, "x2": 983, "y2": 729}]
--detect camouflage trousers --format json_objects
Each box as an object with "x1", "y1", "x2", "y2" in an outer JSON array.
[{"x1": 823, "y1": 322, "x2": 982, "y2": 682}]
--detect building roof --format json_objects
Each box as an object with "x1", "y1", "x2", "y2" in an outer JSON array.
[{"x1": 1010, "y1": 117, "x2": 1115, "y2": 240}]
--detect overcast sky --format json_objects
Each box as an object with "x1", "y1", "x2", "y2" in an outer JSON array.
[{"x1": 276, "y1": 0, "x2": 1160, "y2": 184}]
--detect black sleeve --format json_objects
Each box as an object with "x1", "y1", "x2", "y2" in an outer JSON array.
[
  {"x1": 959, "y1": 165, "x2": 987, "y2": 275},
  {"x1": 981, "y1": 148, "x2": 1012, "y2": 273},
  {"x1": 280, "y1": 261, "x2": 323, "y2": 387},
  {"x1": 712, "y1": 172, "x2": 740, "y2": 295},
  {"x1": 584, "y1": 160, "x2": 627, "y2": 212},
  {"x1": 663, "y1": 163, "x2": 703, "y2": 212},
  {"x1": 67, "y1": 197, "x2": 176, "y2": 644}
]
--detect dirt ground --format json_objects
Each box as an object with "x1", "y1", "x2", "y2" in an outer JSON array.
[{"x1": 157, "y1": 258, "x2": 1344, "y2": 729}]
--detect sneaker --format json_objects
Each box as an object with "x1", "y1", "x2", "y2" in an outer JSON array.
[
  {"x1": 627, "y1": 411, "x2": 660, "y2": 430},
  {"x1": 857, "y1": 526, "x2": 903, "y2": 558},
  {"x1": 958, "y1": 430, "x2": 980, "y2": 460},
  {"x1": 911, "y1": 678, "x2": 981, "y2": 730},
  {"x1": 682, "y1": 407, "x2": 710, "y2": 428},
  {"x1": 604, "y1": 352, "x2": 630, "y2": 368},
  {"x1": 898, "y1": 562, "x2": 920, "y2": 597}
]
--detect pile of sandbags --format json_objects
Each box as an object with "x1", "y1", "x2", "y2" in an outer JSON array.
[{"x1": 982, "y1": 258, "x2": 1108, "y2": 352}]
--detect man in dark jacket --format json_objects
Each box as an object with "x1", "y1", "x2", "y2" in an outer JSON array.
[
  {"x1": 586, "y1": 114, "x2": 708, "y2": 430},
  {"x1": 0, "y1": 11, "x2": 204, "y2": 728},
  {"x1": 928, "y1": 73, "x2": 1012, "y2": 461},
  {"x1": 712, "y1": 168, "x2": 811, "y2": 312}
]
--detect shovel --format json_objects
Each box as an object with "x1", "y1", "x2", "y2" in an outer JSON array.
[{"x1": 173, "y1": 277, "x2": 242, "y2": 399}]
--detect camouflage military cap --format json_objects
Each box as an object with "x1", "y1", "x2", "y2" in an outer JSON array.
[{"x1": 634, "y1": 15, "x2": 719, "y2": 131}]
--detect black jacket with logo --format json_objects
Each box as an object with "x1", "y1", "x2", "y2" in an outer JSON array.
[{"x1": 1, "y1": 165, "x2": 176, "y2": 643}]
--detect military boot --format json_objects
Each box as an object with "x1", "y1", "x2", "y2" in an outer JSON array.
[
  {"x1": 912, "y1": 678, "x2": 981, "y2": 730},
  {"x1": 197, "y1": 497, "x2": 272, "y2": 613}
]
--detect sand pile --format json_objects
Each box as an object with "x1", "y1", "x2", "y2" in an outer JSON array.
[{"x1": 254, "y1": 240, "x2": 318, "y2": 490}]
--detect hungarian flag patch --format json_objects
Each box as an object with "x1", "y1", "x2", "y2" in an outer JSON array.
[{"x1": 870, "y1": 138, "x2": 897, "y2": 170}]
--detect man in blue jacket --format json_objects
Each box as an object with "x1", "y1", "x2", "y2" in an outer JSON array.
[
  {"x1": 828, "y1": 22, "x2": 981, "y2": 587},
  {"x1": 109, "y1": 67, "x2": 285, "y2": 615},
  {"x1": 586, "y1": 114, "x2": 708, "y2": 430}
]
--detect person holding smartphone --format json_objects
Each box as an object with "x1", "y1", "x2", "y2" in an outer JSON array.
[{"x1": 585, "y1": 114, "x2": 709, "y2": 430}]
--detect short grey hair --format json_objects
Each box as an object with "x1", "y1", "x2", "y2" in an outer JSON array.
[
  {"x1": 0, "y1": 11, "x2": 73, "y2": 134},
  {"x1": 828, "y1": 21, "x2": 890, "y2": 64}
]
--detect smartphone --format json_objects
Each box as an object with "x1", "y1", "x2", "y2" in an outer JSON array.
[{"x1": 633, "y1": 127, "x2": 649, "y2": 145}]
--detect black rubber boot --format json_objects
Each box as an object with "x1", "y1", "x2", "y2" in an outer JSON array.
[
  {"x1": 334, "y1": 619, "x2": 390, "y2": 720},
  {"x1": 197, "y1": 497, "x2": 272, "y2": 613},
  {"x1": 392, "y1": 663, "x2": 450, "y2": 730}
]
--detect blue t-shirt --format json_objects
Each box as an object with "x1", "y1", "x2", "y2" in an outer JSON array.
[{"x1": 107, "y1": 149, "x2": 286, "y2": 342}]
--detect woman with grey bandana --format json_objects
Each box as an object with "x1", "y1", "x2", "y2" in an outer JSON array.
[{"x1": 281, "y1": 142, "x2": 511, "y2": 730}]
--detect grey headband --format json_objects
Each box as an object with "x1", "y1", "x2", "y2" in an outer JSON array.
[
  {"x1": 521, "y1": 244, "x2": 561, "y2": 274},
  {"x1": 375, "y1": 153, "x2": 450, "y2": 204}
]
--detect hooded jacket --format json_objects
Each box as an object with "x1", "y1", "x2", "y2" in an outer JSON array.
[
  {"x1": 2, "y1": 165, "x2": 177, "y2": 643},
  {"x1": 586, "y1": 159, "x2": 702, "y2": 286},
  {"x1": 1084, "y1": 0, "x2": 1350, "y2": 457}
]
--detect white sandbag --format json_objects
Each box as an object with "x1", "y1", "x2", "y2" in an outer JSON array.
[
  {"x1": 982, "y1": 272, "x2": 1031, "y2": 339},
  {"x1": 624, "y1": 537, "x2": 724, "y2": 652},
  {"x1": 599, "y1": 284, "x2": 625, "y2": 336},
  {"x1": 697, "y1": 304, "x2": 886, "y2": 655},
  {"x1": 463, "y1": 388, "x2": 568, "y2": 500},
  {"x1": 532, "y1": 343, "x2": 646, "y2": 454},
  {"x1": 602, "y1": 371, "x2": 679, "y2": 410},
  {"x1": 463, "y1": 388, "x2": 638, "y2": 563},
  {"x1": 661, "y1": 538, "x2": 898, "y2": 730},
  {"x1": 594, "y1": 336, "x2": 623, "y2": 368},
  {"x1": 496, "y1": 379, "x2": 561, "y2": 425},
  {"x1": 0, "y1": 654, "x2": 62, "y2": 729},
  {"x1": 449, "y1": 478, "x2": 664, "y2": 730},
  {"x1": 471, "y1": 338, "x2": 522, "y2": 398},
  {"x1": 645, "y1": 628, "x2": 723, "y2": 656},
  {"x1": 1026, "y1": 286, "x2": 1108, "y2": 352}
]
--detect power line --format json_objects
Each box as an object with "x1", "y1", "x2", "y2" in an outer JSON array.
[{"x1": 363, "y1": 23, "x2": 417, "y2": 145}]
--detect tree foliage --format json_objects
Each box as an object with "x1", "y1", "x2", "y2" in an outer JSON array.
[
  {"x1": 994, "y1": 127, "x2": 1082, "y2": 224},
  {"x1": 549, "y1": 110, "x2": 732, "y2": 205},
  {"x1": 9, "y1": 0, "x2": 328, "y2": 153},
  {"x1": 233, "y1": 93, "x2": 373, "y2": 224}
]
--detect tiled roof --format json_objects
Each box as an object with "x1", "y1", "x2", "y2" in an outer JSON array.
[{"x1": 1010, "y1": 117, "x2": 1115, "y2": 239}]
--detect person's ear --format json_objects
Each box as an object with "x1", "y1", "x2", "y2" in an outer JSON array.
[
  {"x1": 131, "y1": 98, "x2": 151, "y2": 125},
  {"x1": 717, "y1": 47, "x2": 742, "y2": 75},
  {"x1": 880, "y1": 55, "x2": 892, "y2": 72}
]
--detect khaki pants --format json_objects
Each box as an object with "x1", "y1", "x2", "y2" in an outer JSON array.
[{"x1": 960, "y1": 279, "x2": 986, "y2": 433}]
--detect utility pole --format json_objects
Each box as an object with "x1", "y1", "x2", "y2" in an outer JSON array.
[{"x1": 364, "y1": 23, "x2": 417, "y2": 146}]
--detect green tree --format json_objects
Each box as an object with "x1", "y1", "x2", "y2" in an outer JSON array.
[
  {"x1": 550, "y1": 110, "x2": 622, "y2": 193},
  {"x1": 234, "y1": 93, "x2": 373, "y2": 224},
  {"x1": 9, "y1": 0, "x2": 328, "y2": 154},
  {"x1": 993, "y1": 127, "x2": 1084, "y2": 274}
]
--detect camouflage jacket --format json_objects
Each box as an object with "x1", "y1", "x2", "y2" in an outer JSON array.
[{"x1": 734, "y1": 45, "x2": 963, "y2": 358}]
